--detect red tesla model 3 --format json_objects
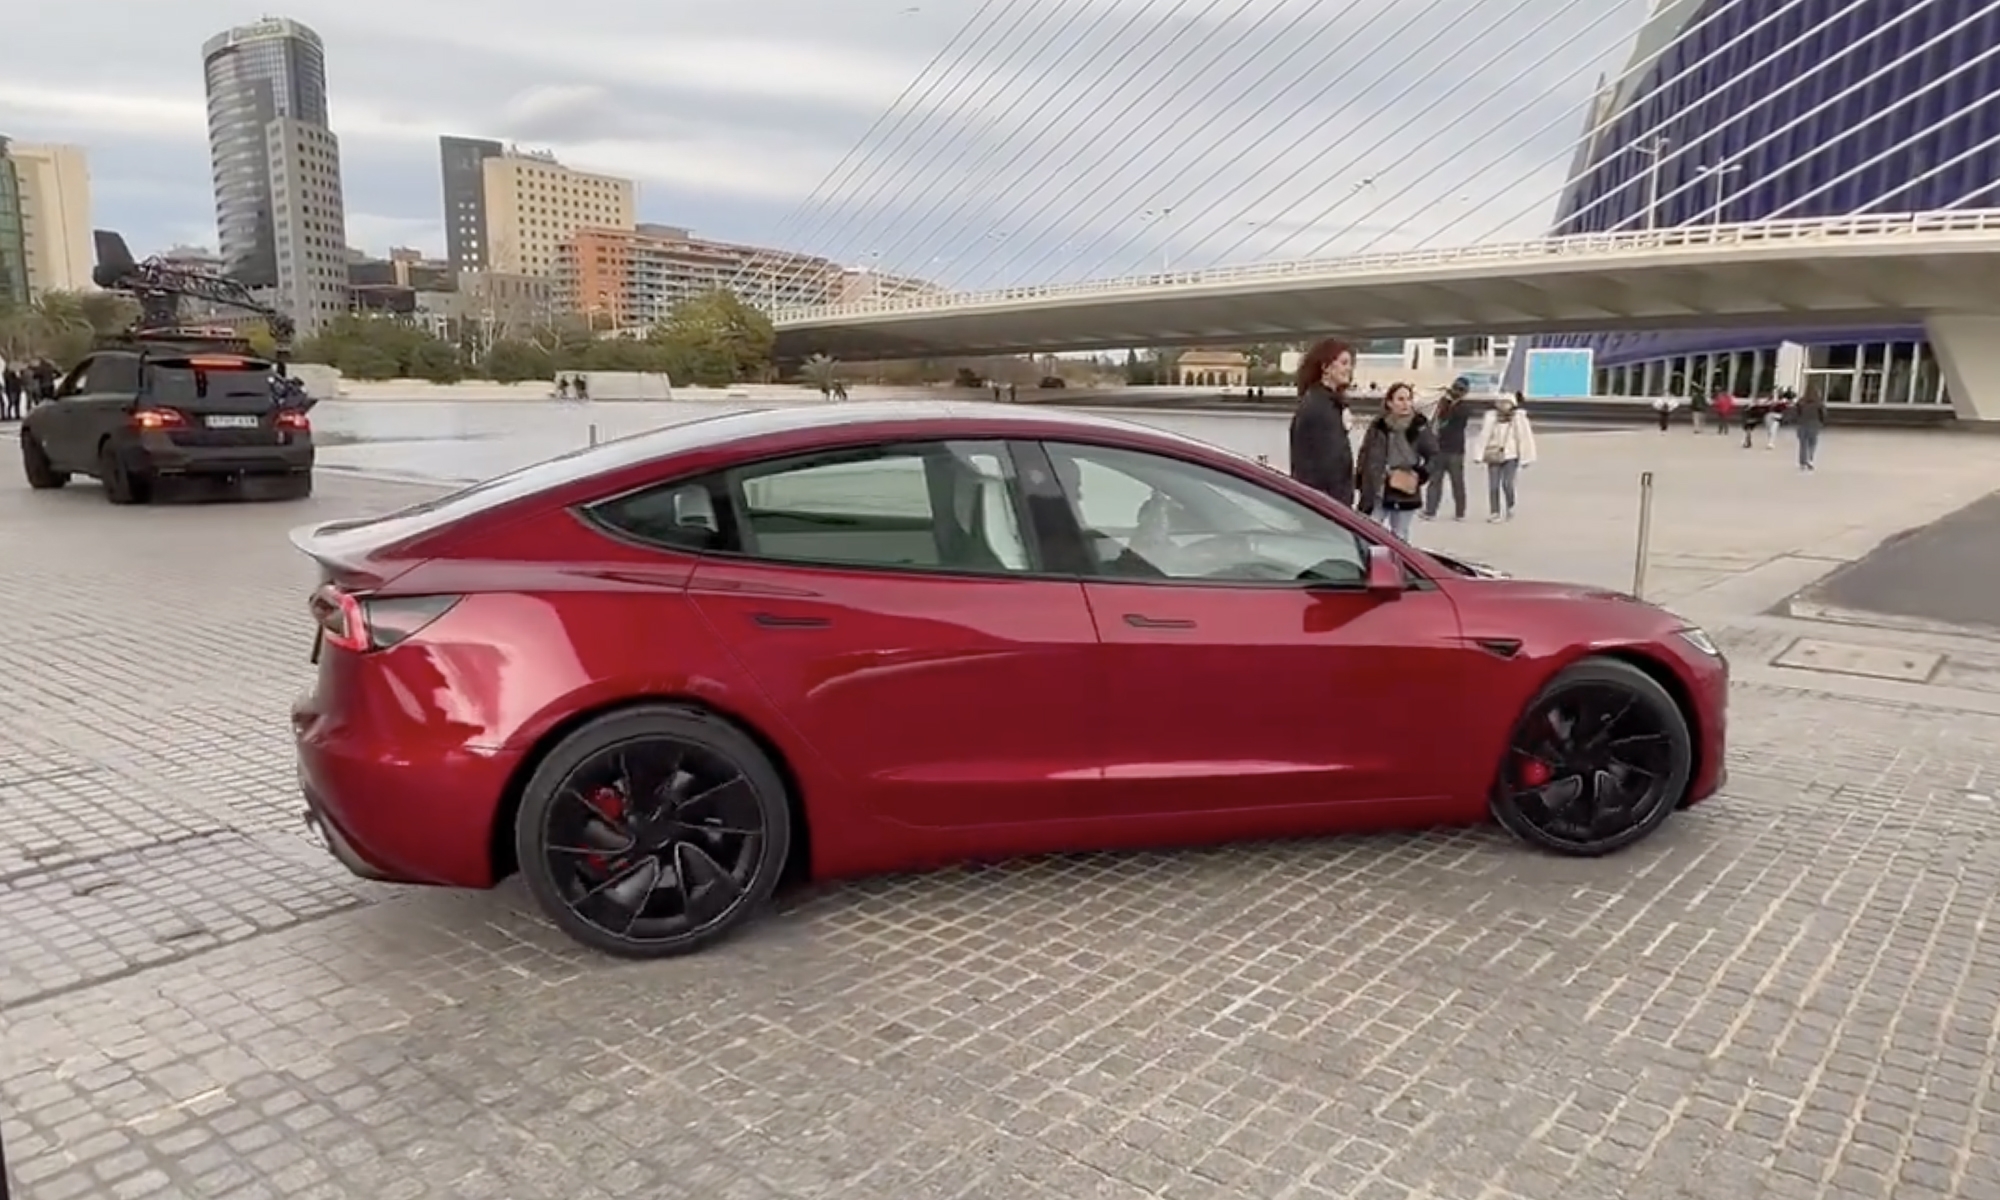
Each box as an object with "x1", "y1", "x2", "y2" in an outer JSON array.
[{"x1": 291, "y1": 402, "x2": 1728, "y2": 958}]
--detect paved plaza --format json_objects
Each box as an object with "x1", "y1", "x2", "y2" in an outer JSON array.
[{"x1": 3, "y1": 409, "x2": 2000, "y2": 1200}]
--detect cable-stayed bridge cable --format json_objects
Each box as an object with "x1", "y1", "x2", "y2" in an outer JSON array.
[
  {"x1": 1609, "y1": 0, "x2": 2000, "y2": 234},
  {"x1": 956, "y1": 0, "x2": 1470, "y2": 290},
  {"x1": 1435, "y1": 0, "x2": 1945, "y2": 249},
  {"x1": 719, "y1": 0, "x2": 1013, "y2": 299},
  {"x1": 795, "y1": 0, "x2": 1087, "y2": 277},
  {"x1": 749, "y1": 0, "x2": 1053, "y2": 302},
  {"x1": 862, "y1": 0, "x2": 1291, "y2": 290},
  {"x1": 756, "y1": 0, "x2": 1055, "y2": 303},
  {"x1": 939, "y1": 0, "x2": 1379, "y2": 291},
  {"x1": 1767, "y1": 55, "x2": 2000, "y2": 219},
  {"x1": 1089, "y1": 0, "x2": 1613, "y2": 279},
  {"x1": 1326, "y1": 0, "x2": 1817, "y2": 255}
]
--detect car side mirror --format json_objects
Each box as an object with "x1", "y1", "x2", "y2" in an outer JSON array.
[{"x1": 1365, "y1": 545, "x2": 1405, "y2": 595}]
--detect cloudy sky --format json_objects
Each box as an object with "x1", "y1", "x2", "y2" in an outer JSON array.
[{"x1": 8, "y1": 0, "x2": 1652, "y2": 290}]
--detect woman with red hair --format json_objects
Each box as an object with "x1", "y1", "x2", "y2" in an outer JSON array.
[{"x1": 1288, "y1": 338, "x2": 1356, "y2": 506}]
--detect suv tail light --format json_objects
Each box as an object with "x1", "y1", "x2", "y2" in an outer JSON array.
[
  {"x1": 310, "y1": 586, "x2": 461, "y2": 653},
  {"x1": 129, "y1": 408, "x2": 187, "y2": 430},
  {"x1": 276, "y1": 410, "x2": 310, "y2": 432}
]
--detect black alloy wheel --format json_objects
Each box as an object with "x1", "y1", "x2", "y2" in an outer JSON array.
[
  {"x1": 21, "y1": 430, "x2": 66, "y2": 489},
  {"x1": 1490, "y1": 657, "x2": 1692, "y2": 857},
  {"x1": 516, "y1": 705, "x2": 791, "y2": 958},
  {"x1": 98, "y1": 442, "x2": 150, "y2": 505}
]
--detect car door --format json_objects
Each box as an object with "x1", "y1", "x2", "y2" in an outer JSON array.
[
  {"x1": 33, "y1": 357, "x2": 96, "y2": 471},
  {"x1": 1034, "y1": 439, "x2": 1475, "y2": 815},
  {"x1": 682, "y1": 438, "x2": 1108, "y2": 830},
  {"x1": 42, "y1": 354, "x2": 139, "y2": 473}
]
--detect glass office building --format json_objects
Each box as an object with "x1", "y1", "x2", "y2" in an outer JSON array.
[
  {"x1": 202, "y1": 17, "x2": 332, "y2": 289},
  {"x1": 1513, "y1": 0, "x2": 2000, "y2": 407}
]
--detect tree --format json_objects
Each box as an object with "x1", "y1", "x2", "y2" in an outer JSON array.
[
  {"x1": 0, "y1": 289, "x2": 137, "y2": 365},
  {"x1": 484, "y1": 339, "x2": 555, "y2": 383},
  {"x1": 650, "y1": 290, "x2": 775, "y2": 386}
]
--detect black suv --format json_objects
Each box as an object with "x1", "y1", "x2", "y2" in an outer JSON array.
[{"x1": 20, "y1": 343, "x2": 314, "y2": 503}]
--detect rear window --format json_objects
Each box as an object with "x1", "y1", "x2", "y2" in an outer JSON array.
[{"x1": 147, "y1": 358, "x2": 273, "y2": 401}]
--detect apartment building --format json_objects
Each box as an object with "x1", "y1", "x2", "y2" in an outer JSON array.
[
  {"x1": 482, "y1": 147, "x2": 635, "y2": 277},
  {"x1": 265, "y1": 116, "x2": 349, "y2": 336},
  {"x1": 556, "y1": 223, "x2": 844, "y2": 325},
  {"x1": 4, "y1": 142, "x2": 93, "y2": 295},
  {"x1": 833, "y1": 266, "x2": 941, "y2": 306}
]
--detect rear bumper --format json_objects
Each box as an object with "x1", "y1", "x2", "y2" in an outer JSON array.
[
  {"x1": 293, "y1": 689, "x2": 521, "y2": 888},
  {"x1": 126, "y1": 431, "x2": 313, "y2": 476}
]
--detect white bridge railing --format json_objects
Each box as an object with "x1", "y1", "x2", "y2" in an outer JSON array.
[{"x1": 771, "y1": 208, "x2": 2000, "y2": 324}]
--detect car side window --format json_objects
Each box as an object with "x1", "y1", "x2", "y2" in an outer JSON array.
[
  {"x1": 56, "y1": 359, "x2": 92, "y2": 398},
  {"x1": 1042, "y1": 442, "x2": 1370, "y2": 586},
  {"x1": 731, "y1": 442, "x2": 1032, "y2": 573},
  {"x1": 586, "y1": 480, "x2": 726, "y2": 552},
  {"x1": 585, "y1": 441, "x2": 1035, "y2": 575}
]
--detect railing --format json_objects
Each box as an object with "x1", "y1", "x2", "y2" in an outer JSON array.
[{"x1": 772, "y1": 208, "x2": 2000, "y2": 324}]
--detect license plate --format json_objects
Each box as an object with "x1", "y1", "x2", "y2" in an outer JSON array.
[{"x1": 205, "y1": 414, "x2": 260, "y2": 429}]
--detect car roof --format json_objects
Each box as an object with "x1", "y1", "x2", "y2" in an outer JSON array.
[{"x1": 295, "y1": 400, "x2": 1237, "y2": 565}]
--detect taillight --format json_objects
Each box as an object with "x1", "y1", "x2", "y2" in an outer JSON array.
[
  {"x1": 310, "y1": 586, "x2": 461, "y2": 653},
  {"x1": 276, "y1": 410, "x2": 310, "y2": 432},
  {"x1": 129, "y1": 408, "x2": 187, "y2": 430}
]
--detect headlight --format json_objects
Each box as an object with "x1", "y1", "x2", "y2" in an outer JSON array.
[{"x1": 1676, "y1": 627, "x2": 1720, "y2": 657}]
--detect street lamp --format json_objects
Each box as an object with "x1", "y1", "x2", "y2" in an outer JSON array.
[
  {"x1": 1635, "y1": 135, "x2": 1670, "y2": 230},
  {"x1": 1695, "y1": 161, "x2": 1741, "y2": 227}
]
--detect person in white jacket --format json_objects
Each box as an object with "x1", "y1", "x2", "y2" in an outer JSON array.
[{"x1": 1467, "y1": 392, "x2": 1538, "y2": 522}]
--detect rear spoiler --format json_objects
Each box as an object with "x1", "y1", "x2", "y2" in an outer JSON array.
[{"x1": 288, "y1": 519, "x2": 410, "y2": 590}]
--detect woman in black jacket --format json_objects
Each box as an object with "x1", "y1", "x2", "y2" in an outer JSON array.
[
  {"x1": 1288, "y1": 338, "x2": 1355, "y2": 506},
  {"x1": 1356, "y1": 382, "x2": 1439, "y2": 541}
]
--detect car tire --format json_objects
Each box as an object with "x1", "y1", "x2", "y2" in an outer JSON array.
[
  {"x1": 1490, "y1": 656, "x2": 1692, "y2": 857},
  {"x1": 98, "y1": 441, "x2": 151, "y2": 505},
  {"x1": 286, "y1": 471, "x2": 313, "y2": 500},
  {"x1": 21, "y1": 431, "x2": 67, "y2": 489},
  {"x1": 514, "y1": 704, "x2": 792, "y2": 958}
]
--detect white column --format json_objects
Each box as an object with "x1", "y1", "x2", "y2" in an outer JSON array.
[{"x1": 1925, "y1": 315, "x2": 2000, "y2": 424}]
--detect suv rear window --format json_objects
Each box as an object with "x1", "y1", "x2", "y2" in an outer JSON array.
[{"x1": 147, "y1": 358, "x2": 273, "y2": 401}]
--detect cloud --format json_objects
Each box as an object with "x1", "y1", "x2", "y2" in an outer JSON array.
[{"x1": 6, "y1": 0, "x2": 1653, "y2": 286}]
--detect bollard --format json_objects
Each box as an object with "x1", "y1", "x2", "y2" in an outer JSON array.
[
  {"x1": 588, "y1": 423, "x2": 599, "y2": 447},
  {"x1": 1631, "y1": 470, "x2": 1655, "y2": 600}
]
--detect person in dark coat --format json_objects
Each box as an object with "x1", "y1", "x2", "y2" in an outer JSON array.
[
  {"x1": 1288, "y1": 338, "x2": 1355, "y2": 506},
  {"x1": 1421, "y1": 376, "x2": 1474, "y2": 521},
  {"x1": 1356, "y1": 382, "x2": 1439, "y2": 541}
]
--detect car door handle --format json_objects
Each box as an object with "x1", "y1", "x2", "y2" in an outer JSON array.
[
  {"x1": 1123, "y1": 613, "x2": 1196, "y2": 630},
  {"x1": 750, "y1": 612, "x2": 830, "y2": 628}
]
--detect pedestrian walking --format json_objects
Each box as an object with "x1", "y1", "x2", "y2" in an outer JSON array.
[
  {"x1": 1356, "y1": 382, "x2": 1437, "y2": 541},
  {"x1": 1421, "y1": 376, "x2": 1473, "y2": 521},
  {"x1": 1469, "y1": 392, "x2": 1538, "y2": 522},
  {"x1": 1790, "y1": 387, "x2": 1824, "y2": 470},
  {"x1": 1287, "y1": 338, "x2": 1356, "y2": 507}
]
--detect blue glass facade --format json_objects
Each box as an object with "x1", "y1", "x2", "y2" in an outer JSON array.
[{"x1": 1511, "y1": 0, "x2": 2000, "y2": 402}]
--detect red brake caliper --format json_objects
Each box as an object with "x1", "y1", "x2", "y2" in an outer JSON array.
[
  {"x1": 586, "y1": 786, "x2": 627, "y2": 872},
  {"x1": 1518, "y1": 758, "x2": 1552, "y2": 788}
]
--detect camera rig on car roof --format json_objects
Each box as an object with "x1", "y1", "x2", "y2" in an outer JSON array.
[{"x1": 88, "y1": 230, "x2": 296, "y2": 360}]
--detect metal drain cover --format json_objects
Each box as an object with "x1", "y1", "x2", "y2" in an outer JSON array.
[{"x1": 1773, "y1": 638, "x2": 1941, "y2": 683}]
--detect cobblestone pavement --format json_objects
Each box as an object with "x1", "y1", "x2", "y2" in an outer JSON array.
[{"x1": 3, "y1": 432, "x2": 2000, "y2": 1200}]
